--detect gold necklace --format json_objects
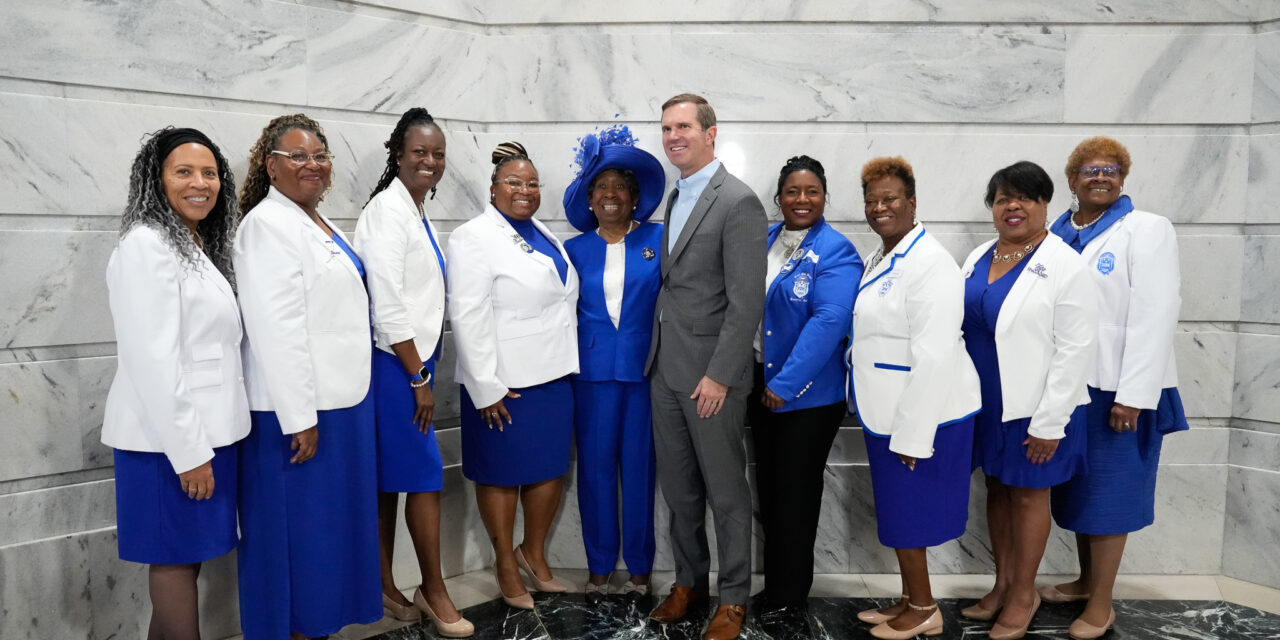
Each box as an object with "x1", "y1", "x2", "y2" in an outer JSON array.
[{"x1": 992, "y1": 231, "x2": 1045, "y2": 264}]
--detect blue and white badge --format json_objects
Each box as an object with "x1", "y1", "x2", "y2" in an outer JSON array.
[
  {"x1": 1028, "y1": 263, "x2": 1048, "y2": 279},
  {"x1": 1097, "y1": 252, "x2": 1116, "y2": 275},
  {"x1": 792, "y1": 272, "x2": 812, "y2": 299},
  {"x1": 642, "y1": 247, "x2": 656, "y2": 260},
  {"x1": 878, "y1": 278, "x2": 895, "y2": 297}
]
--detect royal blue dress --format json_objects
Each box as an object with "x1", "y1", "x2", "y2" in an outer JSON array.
[
  {"x1": 460, "y1": 213, "x2": 574, "y2": 487},
  {"x1": 1048, "y1": 199, "x2": 1190, "y2": 533},
  {"x1": 237, "y1": 231, "x2": 381, "y2": 639},
  {"x1": 963, "y1": 247, "x2": 1087, "y2": 489},
  {"x1": 370, "y1": 218, "x2": 447, "y2": 493}
]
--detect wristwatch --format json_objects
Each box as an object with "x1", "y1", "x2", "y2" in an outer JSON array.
[{"x1": 409, "y1": 366, "x2": 431, "y2": 388}]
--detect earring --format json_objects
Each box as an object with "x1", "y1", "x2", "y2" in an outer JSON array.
[
  {"x1": 430, "y1": 187, "x2": 437, "y2": 200},
  {"x1": 1070, "y1": 192, "x2": 1080, "y2": 213},
  {"x1": 588, "y1": 206, "x2": 593, "y2": 212}
]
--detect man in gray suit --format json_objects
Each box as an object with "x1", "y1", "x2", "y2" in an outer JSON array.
[{"x1": 645, "y1": 93, "x2": 766, "y2": 640}]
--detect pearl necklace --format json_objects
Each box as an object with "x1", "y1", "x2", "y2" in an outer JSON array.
[
  {"x1": 1069, "y1": 211, "x2": 1101, "y2": 231},
  {"x1": 598, "y1": 219, "x2": 637, "y2": 244}
]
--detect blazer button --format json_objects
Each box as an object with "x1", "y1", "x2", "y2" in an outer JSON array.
[
  {"x1": 765, "y1": 330, "x2": 772, "y2": 336},
  {"x1": 766, "y1": 363, "x2": 773, "y2": 369}
]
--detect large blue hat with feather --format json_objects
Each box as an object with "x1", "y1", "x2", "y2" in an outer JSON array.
[{"x1": 563, "y1": 125, "x2": 666, "y2": 232}]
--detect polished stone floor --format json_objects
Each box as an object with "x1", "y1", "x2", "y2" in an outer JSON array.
[{"x1": 367, "y1": 593, "x2": 1280, "y2": 639}]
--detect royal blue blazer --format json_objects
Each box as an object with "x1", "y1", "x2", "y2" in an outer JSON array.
[
  {"x1": 761, "y1": 218, "x2": 863, "y2": 411},
  {"x1": 565, "y1": 222, "x2": 664, "y2": 383}
]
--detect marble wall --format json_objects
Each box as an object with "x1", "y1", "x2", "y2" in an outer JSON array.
[{"x1": 2, "y1": 2, "x2": 1277, "y2": 637}]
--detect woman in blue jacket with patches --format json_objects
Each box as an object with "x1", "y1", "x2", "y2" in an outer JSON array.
[
  {"x1": 750, "y1": 155, "x2": 863, "y2": 613},
  {"x1": 562, "y1": 126, "x2": 667, "y2": 602}
]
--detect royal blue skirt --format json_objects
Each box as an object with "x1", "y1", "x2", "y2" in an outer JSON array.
[
  {"x1": 973, "y1": 404, "x2": 1088, "y2": 489},
  {"x1": 460, "y1": 377, "x2": 573, "y2": 486},
  {"x1": 1051, "y1": 387, "x2": 1188, "y2": 534},
  {"x1": 866, "y1": 416, "x2": 975, "y2": 549},
  {"x1": 237, "y1": 397, "x2": 381, "y2": 639},
  {"x1": 114, "y1": 444, "x2": 238, "y2": 565},
  {"x1": 372, "y1": 348, "x2": 443, "y2": 493}
]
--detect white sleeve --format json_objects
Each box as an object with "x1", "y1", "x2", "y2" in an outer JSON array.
[
  {"x1": 1028, "y1": 263, "x2": 1099, "y2": 440},
  {"x1": 888, "y1": 254, "x2": 965, "y2": 459},
  {"x1": 355, "y1": 199, "x2": 415, "y2": 346},
  {"x1": 445, "y1": 226, "x2": 508, "y2": 407},
  {"x1": 110, "y1": 230, "x2": 213, "y2": 473},
  {"x1": 234, "y1": 214, "x2": 317, "y2": 435},
  {"x1": 1115, "y1": 218, "x2": 1180, "y2": 410}
]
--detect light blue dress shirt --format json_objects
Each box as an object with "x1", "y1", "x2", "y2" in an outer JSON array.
[{"x1": 667, "y1": 159, "x2": 722, "y2": 252}]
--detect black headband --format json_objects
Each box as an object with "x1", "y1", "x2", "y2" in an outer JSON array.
[{"x1": 155, "y1": 127, "x2": 221, "y2": 170}]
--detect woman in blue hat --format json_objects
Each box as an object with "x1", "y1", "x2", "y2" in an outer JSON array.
[{"x1": 562, "y1": 126, "x2": 667, "y2": 602}]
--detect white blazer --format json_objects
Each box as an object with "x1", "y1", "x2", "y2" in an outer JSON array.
[
  {"x1": 354, "y1": 177, "x2": 447, "y2": 360},
  {"x1": 849, "y1": 224, "x2": 981, "y2": 459},
  {"x1": 102, "y1": 225, "x2": 250, "y2": 473},
  {"x1": 446, "y1": 204, "x2": 579, "y2": 408},
  {"x1": 961, "y1": 233, "x2": 1098, "y2": 440},
  {"x1": 1071, "y1": 210, "x2": 1180, "y2": 410},
  {"x1": 234, "y1": 186, "x2": 372, "y2": 435}
]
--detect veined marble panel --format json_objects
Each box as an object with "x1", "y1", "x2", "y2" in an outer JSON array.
[
  {"x1": 0, "y1": 479, "x2": 114, "y2": 547},
  {"x1": 0, "y1": 356, "x2": 114, "y2": 482},
  {"x1": 1255, "y1": 30, "x2": 1280, "y2": 124},
  {"x1": 0, "y1": 230, "x2": 116, "y2": 348},
  {"x1": 0, "y1": 92, "x2": 72, "y2": 215},
  {"x1": 1233, "y1": 333, "x2": 1280, "y2": 423},
  {"x1": 0, "y1": 0, "x2": 306, "y2": 104},
  {"x1": 1223, "y1": 466, "x2": 1280, "y2": 589},
  {"x1": 1064, "y1": 33, "x2": 1254, "y2": 124},
  {"x1": 0, "y1": 528, "x2": 239, "y2": 640},
  {"x1": 1179, "y1": 235, "x2": 1244, "y2": 322},
  {"x1": 1246, "y1": 133, "x2": 1280, "y2": 224},
  {"x1": 1159, "y1": 426, "x2": 1229, "y2": 465},
  {"x1": 670, "y1": 30, "x2": 1064, "y2": 124},
  {"x1": 1241, "y1": 235, "x2": 1280, "y2": 323},
  {"x1": 305, "y1": 9, "x2": 481, "y2": 118},
  {"x1": 391, "y1": 467, "x2": 490, "y2": 586},
  {"x1": 1174, "y1": 330, "x2": 1237, "y2": 419},
  {"x1": 353, "y1": 0, "x2": 485, "y2": 24},
  {"x1": 1230, "y1": 428, "x2": 1280, "y2": 472},
  {"x1": 397, "y1": 0, "x2": 1279, "y2": 24}
]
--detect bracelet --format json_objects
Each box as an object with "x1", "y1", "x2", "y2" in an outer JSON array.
[{"x1": 410, "y1": 377, "x2": 429, "y2": 389}]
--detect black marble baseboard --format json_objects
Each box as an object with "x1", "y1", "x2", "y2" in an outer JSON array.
[{"x1": 368, "y1": 593, "x2": 1280, "y2": 639}]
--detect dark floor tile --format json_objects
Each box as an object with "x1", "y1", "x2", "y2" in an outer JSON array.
[{"x1": 366, "y1": 597, "x2": 1280, "y2": 640}]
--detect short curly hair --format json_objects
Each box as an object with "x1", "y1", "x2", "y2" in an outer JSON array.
[
  {"x1": 860, "y1": 156, "x2": 915, "y2": 198},
  {"x1": 1065, "y1": 136, "x2": 1131, "y2": 182}
]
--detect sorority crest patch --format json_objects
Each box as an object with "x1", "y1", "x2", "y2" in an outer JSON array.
[
  {"x1": 1097, "y1": 252, "x2": 1116, "y2": 275},
  {"x1": 792, "y1": 272, "x2": 812, "y2": 299},
  {"x1": 642, "y1": 247, "x2": 656, "y2": 260},
  {"x1": 878, "y1": 278, "x2": 895, "y2": 297}
]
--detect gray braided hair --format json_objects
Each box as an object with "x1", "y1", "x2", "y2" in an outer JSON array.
[{"x1": 120, "y1": 127, "x2": 239, "y2": 288}]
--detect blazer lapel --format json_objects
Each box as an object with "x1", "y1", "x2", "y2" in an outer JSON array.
[
  {"x1": 996, "y1": 236, "x2": 1059, "y2": 335},
  {"x1": 667, "y1": 165, "x2": 726, "y2": 268},
  {"x1": 660, "y1": 191, "x2": 678, "y2": 277}
]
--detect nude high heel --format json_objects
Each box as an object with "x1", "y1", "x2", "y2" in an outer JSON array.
[
  {"x1": 415, "y1": 587, "x2": 475, "y2": 638},
  {"x1": 869, "y1": 602, "x2": 943, "y2": 639}
]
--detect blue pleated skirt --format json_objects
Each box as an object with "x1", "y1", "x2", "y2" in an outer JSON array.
[
  {"x1": 237, "y1": 396, "x2": 381, "y2": 639},
  {"x1": 866, "y1": 416, "x2": 975, "y2": 548},
  {"x1": 372, "y1": 348, "x2": 443, "y2": 493},
  {"x1": 973, "y1": 404, "x2": 1088, "y2": 489},
  {"x1": 113, "y1": 444, "x2": 239, "y2": 565},
  {"x1": 460, "y1": 377, "x2": 573, "y2": 486},
  {"x1": 1051, "y1": 386, "x2": 1188, "y2": 534}
]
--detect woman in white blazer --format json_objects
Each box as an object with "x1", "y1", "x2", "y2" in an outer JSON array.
[
  {"x1": 353, "y1": 108, "x2": 471, "y2": 637},
  {"x1": 233, "y1": 114, "x2": 380, "y2": 640},
  {"x1": 849, "y1": 157, "x2": 980, "y2": 640},
  {"x1": 104, "y1": 127, "x2": 248, "y2": 640},
  {"x1": 447, "y1": 141, "x2": 579, "y2": 609},
  {"x1": 959, "y1": 161, "x2": 1097, "y2": 640},
  {"x1": 1040, "y1": 137, "x2": 1189, "y2": 639}
]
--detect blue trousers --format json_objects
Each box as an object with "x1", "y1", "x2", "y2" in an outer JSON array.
[{"x1": 572, "y1": 379, "x2": 657, "y2": 576}]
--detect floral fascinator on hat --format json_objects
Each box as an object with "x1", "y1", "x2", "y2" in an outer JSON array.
[{"x1": 562, "y1": 124, "x2": 666, "y2": 233}]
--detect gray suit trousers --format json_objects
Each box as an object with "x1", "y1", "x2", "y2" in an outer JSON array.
[{"x1": 650, "y1": 365, "x2": 753, "y2": 605}]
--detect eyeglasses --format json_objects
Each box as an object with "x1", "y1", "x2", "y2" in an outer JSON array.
[
  {"x1": 498, "y1": 178, "x2": 542, "y2": 191},
  {"x1": 271, "y1": 150, "x2": 333, "y2": 166},
  {"x1": 1078, "y1": 164, "x2": 1121, "y2": 179}
]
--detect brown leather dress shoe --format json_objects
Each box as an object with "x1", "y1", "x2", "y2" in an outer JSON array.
[
  {"x1": 649, "y1": 585, "x2": 709, "y2": 623},
  {"x1": 703, "y1": 604, "x2": 747, "y2": 640}
]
